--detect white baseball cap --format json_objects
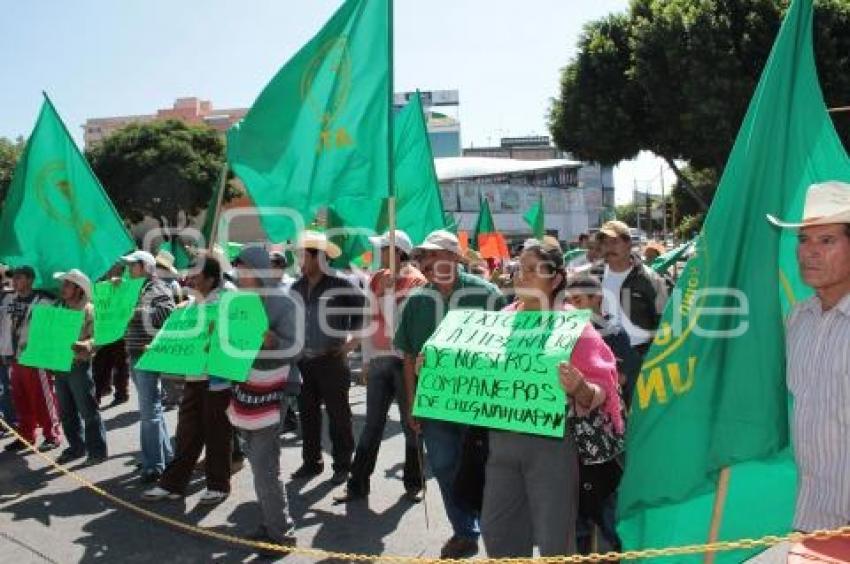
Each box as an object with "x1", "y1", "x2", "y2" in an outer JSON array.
[
  {"x1": 53, "y1": 269, "x2": 92, "y2": 299},
  {"x1": 368, "y1": 230, "x2": 413, "y2": 255},
  {"x1": 121, "y1": 250, "x2": 157, "y2": 270},
  {"x1": 415, "y1": 229, "x2": 462, "y2": 256}
]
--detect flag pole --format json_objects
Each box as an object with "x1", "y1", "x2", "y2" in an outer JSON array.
[
  {"x1": 704, "y1": 467, "x2": 731, "y2": 564},
  {"x1": 207, "y1": 163, "x2": 229, "y2": 251},
  {"x1": 827, "y1": 106, "x2": 850, "y2": 113},
  {"x1": 387, "y1": 0, "x2": 397, "y2": 279}
]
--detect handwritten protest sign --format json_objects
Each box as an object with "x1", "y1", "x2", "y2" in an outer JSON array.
[
  {"x1": 19, "y1": 305, "x2": 85, "y2": 372},
  {"x1": 412, "y1": 308, "x2": 591, "y2": 438},
  {"x1": 93, "y1": 278, "x2": 145, "y2": 345},
  {"x1": 135, "y1": 304, "x2": 217, "y2": 376},
  {"x1": 207, "y1": 292, "x2": 268, "y2": 382}
]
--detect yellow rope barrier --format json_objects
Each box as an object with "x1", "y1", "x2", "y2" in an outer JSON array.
[{"x1": 2, "y1": 417, "x2": 849, "y2": 563}]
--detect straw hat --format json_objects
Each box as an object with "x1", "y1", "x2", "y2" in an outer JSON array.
[
  {"x1": 767, "y1": 181, "x2": 850, "y2": 228},
  {"x1": 153, "y1": 249, "x2": 179, "y2": 275},
  {"x1": 297, "y1": 230, "x2": 342, "y2": 259}
]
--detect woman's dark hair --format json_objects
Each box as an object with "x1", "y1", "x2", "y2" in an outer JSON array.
[{"x1": 520, "y1": 238, "x2": 567, "y2": 297}]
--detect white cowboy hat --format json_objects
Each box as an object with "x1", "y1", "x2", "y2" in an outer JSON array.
[
  {"x1": 767, "y1": 181, "x2": 850, "y2": 229},
  {"x1": 53, "y1": 269, "x2": 92, "y2": 299},
  {"x1": 297, "y1": 230, "x2": 342, "y2": 260}
]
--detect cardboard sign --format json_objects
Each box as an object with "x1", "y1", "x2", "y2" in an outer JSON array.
[
  {"x1": 19, "y1": 305, "x2": 85, "y2": 372},
  {"x1": 92, "y1": 278, "x2": 144, "y2": 345},
  {"x1": 207, "y1": 293, "x2": 268, "y2": 382},
  {"x1": 135, "y1": 304, "x2": 216, "y2": 376},
  {"x1": 412, "y1": 308, "x2": 590, "y2": 438}
]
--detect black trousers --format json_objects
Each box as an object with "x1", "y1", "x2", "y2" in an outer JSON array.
[
  {"x1": 298, "y1": 353, "x2": 354, "y2": 472},
  {"x1": 92, "y1": 340, "x2": 130, "y2": 402}
]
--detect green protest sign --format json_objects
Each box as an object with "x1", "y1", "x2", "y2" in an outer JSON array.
[
  {"x1": 19, "y1": 305, "x2": 85, "y2": 372},
  {"x1": 207, "y1": 292, "x2": 268, "y2": 382},
  {"x1": 135, "y1": 304, "x2": 217, "y2": 376},
  {"x1": 92, "y1": 278, "x2": 145, "y2": 345},
  {"x1": 413, "y1": 308, "x2": 591, "y2": 438}
]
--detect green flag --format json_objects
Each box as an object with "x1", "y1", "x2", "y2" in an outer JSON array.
[
  {"x1": 200, "y1": 165, "x2": 227, "y2": 249},
  {"x1": 618, "y1": 1, "x2": 850, "y2": 561},
  {"x1": 329, "y1": 91, "x2": 449, "y2": 265},
  {"x1": 226, "y1": 0, "x2": 390, "y2": 242},
  {"x1": 165, "y1": 237, "x2": 192, "y2": 270},
  {"x1": 650, "y1": 237, "x2": 696, "y2": 274},
  {"x1": 0, "y1": 96, "x2": 134, "y2": 289},
  {"x1": 523, "y1": 194, "x2": 545, "y2": 239},
  {"x1": 471, "y1": 195, "x2": 495, "y2": 251}
]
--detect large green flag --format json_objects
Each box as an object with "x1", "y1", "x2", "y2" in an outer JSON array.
[
  {"x1": 226, "y1": 0, "x2": 390, "y2": 242},
  {"x1": 329, "y1": 91, "x2": 449, "y2": 265},
  {"x1": 618, "y1": 1, "x2": 850, "y2": 561},
  {"x1": 471, "y1": 195, "x2": 495, "y2": 251},
  {"x1": 523, "y1": 193, "x2": 545, "y2": 239},
  {"x1": 0, "y1": 96, "x2": 134, "y2": 289}
]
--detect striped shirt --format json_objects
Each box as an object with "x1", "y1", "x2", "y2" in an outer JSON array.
[
  {"x1": 124, "y1": 278, "x2": 175, "y2": 358},
  {"x1": 786, "y1": 292, "x2": 850, "y2": 532}
]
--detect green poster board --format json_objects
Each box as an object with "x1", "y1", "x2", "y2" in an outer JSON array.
[
  {"x1": 19, "y1": 305, "x2": 85, "y2": 372},
  {"x1": 207, "y1": 293, "x2": 268, "y2": 382},
  {"x1": 92, "y1": 278, "x2": 145, "y2": 345},
  {"x1": 135, "y1": 304, "x2": 217, "y2": 376},
  {"x1": 412, "y1": 309, "x2": 591, "y2": 438}
]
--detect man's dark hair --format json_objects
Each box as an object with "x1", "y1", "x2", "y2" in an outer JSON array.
[
  {"x1": 578, "y1": 233, "x2": 589, "y2": 243},
  {"x1": 191, "y1": 252, "x2": 222, "y2": 288}
]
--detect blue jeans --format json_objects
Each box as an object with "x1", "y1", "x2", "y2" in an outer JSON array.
[
  {"x1": 0, "y1": 361, "x2": 16, "y2": 424},
  {"x1": 348, "y1": 357, "x2": 422, "y2": 494},
  {"x1": 54, "y1": 362, "x2": 107, "y2": 457},
  {"x1": 130, "y1": 366, "x2": 173, "y2": 473},
  {"x1": 421, "y1": 420, "x2": 480, "y2": 539}
]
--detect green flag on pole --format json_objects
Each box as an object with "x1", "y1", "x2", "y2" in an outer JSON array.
[
  {"x1": 0, "y1": 95, "x2": 134, "y2": 289},
  {"x1": 471, "y1": 195, "x2": 495, "y2": 251},
  {"x1": 329, "y1": 91, "x2": 449, "y2": 265},
  {"x1": 618, "y1": 0, "x2": 850, "y2": 561},
  {"x1": 523, "y1": 193, "x2": 545, "y2": 239},
  {"x1": 226, "y1": 0, "x2": 390, "y2": 242}
]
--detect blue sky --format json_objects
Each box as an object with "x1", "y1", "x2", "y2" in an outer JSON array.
[{"x1": 0, "y1": 0, "x2": 674, "y2": 202}]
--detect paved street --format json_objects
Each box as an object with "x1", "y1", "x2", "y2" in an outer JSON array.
[{"x1": 0, "y1": 382, "x2": 470, "y2": 563}]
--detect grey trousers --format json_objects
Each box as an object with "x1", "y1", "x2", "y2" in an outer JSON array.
[
  {"x1": 242, "y1": 420, "x2": 294, "y2": 541},
  {"x1": 481, "y1": 430, "x2": 579, "y2": 557}
]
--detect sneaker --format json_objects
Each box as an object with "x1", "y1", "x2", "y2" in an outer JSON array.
[
  {"x1": 332, "y1": 487, "x2": 367, "y2": 504},
  {"x1": 85, "y1": 454, "x2": 108, "y2": 466},
  {"x1": 440, "y1": 536, "x2": 479, "y2": 559},
  {"x1": 404, "y1": 487, "x2": 424, "y2": 504},
  {"x1": 198, "y1": 489, "x2": 228, "y2": 505},
  {"x1": 329, "y1": 470, "x2": 349, "y2": 486},
  {"x1": 38, "y1": 439, "x2": 60, "y2": 452},
  {"x1": 4, "y1": 439, "x2": 28, "y2": 452},
  {"x1": 140, "y1": 470, "x2": 162, "y2": 484},
  {"x1": 56, "y1": 449, "x2": 85, "y2": 464},
  {"x1": 142, "y1": 486, "x2": 181, "y2": 501},
  {"x1": 290, "y1": 464, "x2": 323, "y2": 479},
  {"x1": 101, "y1": 396, "x2": 128, "y2": 410}
]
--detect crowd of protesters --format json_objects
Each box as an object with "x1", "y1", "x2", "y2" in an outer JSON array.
[{"x1": 1, "y1": 180, "x2": 848, "y2": 560}]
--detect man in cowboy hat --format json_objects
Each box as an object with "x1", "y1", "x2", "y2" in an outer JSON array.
[
  {"x1": 52, "y1": 269, "x2": 108, "y2": 465},
  {"x1": 767, "y1": 180, "x2": 850, "y2": 532},
  {"x1": 289, "y1": 230, "x2": 366, "y2": 486},
  {"x1": 395, "y1": 229, "x2": 507, "y2": 559}
]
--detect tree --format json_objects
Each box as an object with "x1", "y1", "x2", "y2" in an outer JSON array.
[
  {"x1": 86, "y1": 120, "x2": 239, "y2": 229},
  {"x1": 550, "y1": 0, "x2": 850, "y2": 214},
  {"x1": 0, "y1": 136, "x2": 25, "y2": 212}
]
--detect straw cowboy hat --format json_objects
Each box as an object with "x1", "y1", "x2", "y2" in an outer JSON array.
[
  {"x1": 154, "y1": 249, "x2": 179, "y2": 275},
  {"x1": 767, "y1": 181, "x2": 850, "y2": 228},
  {"x1": 297, "y1": 230, "x2": 342, "y2": 259},
  {"x1": 53, "y1": 269, "x2": 92, "y2": 299}
]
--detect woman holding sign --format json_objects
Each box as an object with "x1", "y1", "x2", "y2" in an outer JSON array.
[{"x1": 481, "y1": 238, "x2": 623, "y2": 558}]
